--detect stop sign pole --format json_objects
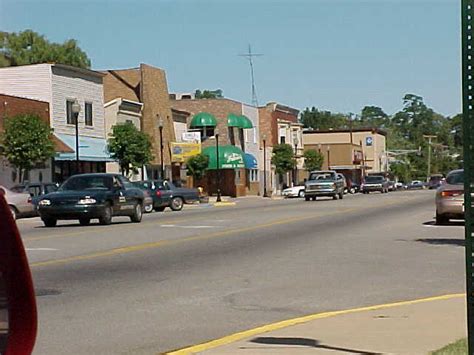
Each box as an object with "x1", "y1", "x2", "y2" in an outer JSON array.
[{"x1": 462, "y1": 0, "x2": 474, "y2": 352}]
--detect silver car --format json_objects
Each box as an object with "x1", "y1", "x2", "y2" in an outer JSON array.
[
  {"x1": 304, "y1": 171, "x2": 345, "y2": 201},
  {"x1": 435, "y1": 169, "x2": 470, "y2": 225},
  {"x1": 0, "y1": 185, "x2": 35, "y2": 220}
]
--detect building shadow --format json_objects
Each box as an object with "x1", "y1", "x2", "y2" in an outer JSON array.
[
  {"x1": 423, "y1": 220, "x2": 464, "y2": 227},
  {"x1": 248, "y1": 337, "x2": 381, "y2": 354},
  {"x1": 416, "y1": 238, "x2": 465, "y2": 247}
]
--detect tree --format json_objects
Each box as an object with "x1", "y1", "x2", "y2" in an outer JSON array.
[
  {"x1": 271, "y1": 144, "x2": 295, "y2": 175},
  {"x1": 303, "y1": 149, "x2": 324, "y2": 171},
  {"x1": 0, "y1": 30, "x2": 91, "y2": 68},
  {"x1": 186, "y1": 154, "x2": 209, "y2": 180},
  {"x1": 195, "y1": 89, "x2": 223, "y2": 99},
  {"x1": 2, "y1": 114, "x2": 55, "y2": 182},
  {"x1": 107, "y1": 122, "x2": 153, "y2": 177},
  {"x1": 360, "y1": 106, "x2": 389, "y2": 128},
  {"x1": 300, "y1": 107, "x2": 349, "y2": 130}
]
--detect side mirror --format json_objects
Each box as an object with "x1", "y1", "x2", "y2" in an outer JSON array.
[{"x1": 0, "y1": 192, "x2": 37, "y2": 354}]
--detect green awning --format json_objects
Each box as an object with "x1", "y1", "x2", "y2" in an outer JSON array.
[
  {"x1": 227, "y1": 113, "x2": 242, "y2": 127},
  {"x1": 239, "y1": 115, "x2": 253, "y2": 129},
  {"x1": 190, "y1": 112, "x2": 217, "y2": 128},
  {"x1": 202, "y1": 145, "x2": 245, "y2": 170}
]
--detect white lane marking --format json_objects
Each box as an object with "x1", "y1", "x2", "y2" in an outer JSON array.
[
  {"x1": 26, "y1": 248, "x2": 58, "y2": 251},
  {"x1": 161, "y1": 224, "x2": 176, "y2": 227}
]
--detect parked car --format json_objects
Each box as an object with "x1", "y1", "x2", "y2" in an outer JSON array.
[
  {"x1": 304, "y1": 171, "x2": 345, "y2": 201},
  {"x1": 10, "y1": 182, "x2": 59, "y2": 209},
  {"x1": 435, "y1": 169, "x2": 470, "y2": 225},
  {"x1": 142, "y1": 189, "x2": 154, "y2": 213},
  {"x1": 407, "y1": 180, "x2": 425, "y2": 190},
  {"x1": 282, "y1": 185, "x2": 305, "y2": 198},
  {"x1": 132, "y1": 180, "x2": 200, "y2": 212},
  {"x1": 388, "y1": 180, "x2": 396, "y2": 191},
  {"x1": 395, "y1": 181, "x2": 406, "y2": 190},
  {"x1": 428, "y1": 174, "x2": 444, "y2": 189},
  {"x1": 37, "y1": 173, "x2": 145, "y2": 227},
  {"x1": 361, "y1": 175, "x2": 389, "y2": 194},
  {"x1": 0, "y1": 186, "x2": 35, "y2": 220},
  {"x1": 336, "y1": 173, "x2": 348, "y2": 194}
]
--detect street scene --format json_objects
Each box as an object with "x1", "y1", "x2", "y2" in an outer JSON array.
[{"x1": 0, "y1": 0, "x2": 473, "y2": 354}]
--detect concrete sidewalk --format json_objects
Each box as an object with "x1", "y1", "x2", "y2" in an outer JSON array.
[{"x1": 169, "y1": 294, "x2": 467, "y2": 355}]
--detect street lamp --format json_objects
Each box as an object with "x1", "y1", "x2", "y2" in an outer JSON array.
[
  {"x1": 72, "y1": 99, "x2": 81, "y2": 174},
  {"x1": 157, "y1": 115, "x2": 164, "y2": 179},
  {"x1": 294, "y1": 140, "x2": 298, "y2": 186},
  {"x1": 262, "y1": 134, "x2": 268, "y2": 197},
  {"x1": 327, "y1": 145, "x2": 331, "y2": 170},
  {"x1": 215, "y1": 128, "x2": 222, "y2": 202}
]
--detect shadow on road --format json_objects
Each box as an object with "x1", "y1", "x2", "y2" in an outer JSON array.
[
  {"x1": 248, "y1": 337, "x2": 381, "y2": 354},
  {"x1": 423, "y1": 220, "x2": 465, "y2": 227},
  {"x1": 416, "y1": 238, "x2": 465, "y2": 247},
  {"x1": 34, "y1": 220, "x2": 132, "y2": 229}
]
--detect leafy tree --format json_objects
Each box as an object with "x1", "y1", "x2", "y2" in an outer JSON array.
[
  {"x1": 360, "y1": 106, "x2": 389, "y2": 128},
  {"x1": 2, "y1": 114, "x2": 55, "y2": 182},
  {"x1": 195, "y1": 89, "x2": 223, "y2": 99},
  {"x1": 0, "y1": 30, "x2": 91, "y2": 68},
  {"x1": 300, "y1": 107, "x2": 349, "y2": 130},
  {"x1": 186, "y1": 154, "x2": 209, "y2": 180},
  {"x1": 303, "y1": 149, "x2": 324, "y2": 171},
  {"x1": 271, "y1": 144, "x2": 295, "y2": 175},
  {"x1": 107, "y1": 122, "x2": 153, "y2": 177}
]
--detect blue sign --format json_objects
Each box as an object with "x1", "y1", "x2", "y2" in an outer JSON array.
[{"x1": 366, "y1": 136, "x2": 373, "y2": 146}]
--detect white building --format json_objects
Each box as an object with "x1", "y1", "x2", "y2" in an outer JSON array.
[{"x1": 0, "y1": 63, "x2": 112, "y2": 182}]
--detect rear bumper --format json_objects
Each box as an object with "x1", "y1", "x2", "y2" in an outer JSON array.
[
  {"x1": 437, "y1": 199, "x2": 464, "y2": 218},
  {"x1": 38, "y1": 204, "x2": 106, "y2": 220}
]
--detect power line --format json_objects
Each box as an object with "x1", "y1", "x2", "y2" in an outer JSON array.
[{"x1": 238, "y1": 44, "x2": 263, "y2": 107}]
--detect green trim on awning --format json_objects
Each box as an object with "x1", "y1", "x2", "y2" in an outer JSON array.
[
  {"x1": 190, "y1": 112, "x2": 217, "y2": 128},
  {"x1": 227, "y1": 113, "x2": 242, "y2": 127},
  {"x1": 202, "y1": 145, "x2": 245, "y2": 170},
  {"x1": 239, "y1": 115, "x2": 253, "y2": 129}
]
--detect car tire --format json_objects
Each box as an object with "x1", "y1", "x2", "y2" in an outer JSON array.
[
  {"x1": 99, "y1": 203, "x2": 113, "y2": 225},
  {"x1": 9, "y1": 205, "x2": 17, "y2": 220},
  {"x1": 298, "y1": 190, "x2": 305, "y2": 198},
  {"x1": 312, "y1": 196, "x2": 317, "y2": 201},
  {"x1": 436, "y1": 212, "x2": 449, "y2": 225},
  {"x1": 154, "y1": 206, "x2": 166, "y2": 212},
  {"x1": 42, "y1": 217, "x2": 57, "y2": 227},
  {"x1": 79, "y1": 218, "x2": 90, "y2": 226},
  {"x1": 130, "y1": 202, "x2": 143, "y2": 223},
  {"x1": 305, "y1": 196, "x2": 310, "y2": 201},
  {"x1": 170, "y1": 197, "x2": 184, "y2": 211},
  {"x1": 332, "y1": 194, "x2": 338, "y2": 200},
  {"x1": 144, "y1": 204, "x2": 153, "y2": 213},
  {"x1": 339, "y1": 192, "x2": 343, "y2": 200}
]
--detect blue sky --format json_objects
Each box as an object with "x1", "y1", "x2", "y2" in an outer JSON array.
[{"x1": 0, "y1": 0, "x2": 461, "y2": 116}]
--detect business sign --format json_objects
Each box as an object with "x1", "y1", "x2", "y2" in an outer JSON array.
[
  {"x1": 171, "y1": 143, "x2": 201, "y2": 163},
  {"x1": 366, "y1": 136, "x2": 373, "y2": 146},
  {"x1": 353, "y1": 150, "x2": 363, "y2": 164},
  {"x1": 182, "y1": 131, "x2": 201, "y2": 143}
]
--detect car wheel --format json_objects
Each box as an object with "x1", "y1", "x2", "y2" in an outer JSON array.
[
  {"x1": 312, "y1": 196, "x2": 317, "y2": 201},
  {"x1": 144, "y1": 204, "x2": 153, "y2": 213},
  {"x1": 9, "y1": 205, "x2": 17, "y2": 220},
  {"x1": 154, "y1": 206, "x2": 166, "y2": 212},
  {"x1": 339, "y1": 192, "x2": 343, "y2": 200},
  {"x1": 436, "y1": 212, "x2": 449, "y2": 225},
  {"x1": 170, "y1": 197, "x2": 184, "y2": 211},
  {"x1": 99, "y1": 203, "x2": 113, "y2": 225},
  {"x1": 305, "y1": 196, "x2": 310, "y2": 201},
  {"x1": 79, "y1": 218, "x2": 90, "y2": 226},
  {"x1": 130, "y1": 202, "x2": 143, "y2": 223},
  {"x1": 332, "y1": 194, "x2": 338, "y2": 200},
  {"x1": 298, "y1": 190, "x2": 305, "y2": 198},
  {"x1": 42, "y1": 217, "x2": 57, "y2": 227}
]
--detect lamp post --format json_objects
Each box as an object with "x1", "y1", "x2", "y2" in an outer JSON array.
[
  {"x1": 157, "y1": 115, "x2": 164, "y2": 179},
  {"x1": 72, "y1": 99, "x2": 81, "y2": 174},
  {"x1": 215, "y1": 128, "x2": 222, "y2": 202},
  {"x1": 294, "y1": 140, "x2": 298, "y2": 186},
  {"x1": 327, "y1": 145, "x2": 331, "y2": 170},
  {"x1": 262, "y1": 134, "x2": 268, "y2": 197}
]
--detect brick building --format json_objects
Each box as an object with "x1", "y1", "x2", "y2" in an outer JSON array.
[
  {"x1": 103, "y1": 64, "x2": 175, "y2": 180},
  {"x1": 0, "y1": 94, "x2": 73, "y2": 186}
]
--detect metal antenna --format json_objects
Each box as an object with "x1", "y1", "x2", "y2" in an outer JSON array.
[{"x1": 239, "y1": 44, "x2": 263, "y2": 106}]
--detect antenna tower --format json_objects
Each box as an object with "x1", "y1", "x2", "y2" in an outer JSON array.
[{"x1": 239, "y1": 44, "x2": 263, "y2": 106}]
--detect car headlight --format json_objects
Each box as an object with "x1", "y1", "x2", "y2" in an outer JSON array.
[
  {"x1": 78, "y1": 197, "x2": 97, "y2": 205},
  {"x1": 38, "y1": 199, "x2": 51, "y2": 206}
]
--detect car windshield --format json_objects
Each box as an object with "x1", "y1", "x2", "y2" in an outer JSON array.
[
  {"x1": 44, "y1": 184, "x2": 58, "y2": 194},
  {"x1": 446, "y1": 171, "x2": 464, "y2": 185},
  {"x1": 60, "y1": 176, "x2": 113, "y2": 191},
  {"x1": 308, "y1": 172, "x2": 336, "y2": 181},
  {"x1": 365, "y1": 176, "x2": 384, "y2": 183}
]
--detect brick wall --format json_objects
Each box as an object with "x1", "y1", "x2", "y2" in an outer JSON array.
[{"x1": 0, "y1": 94, "x2": 50, "y2": 132}]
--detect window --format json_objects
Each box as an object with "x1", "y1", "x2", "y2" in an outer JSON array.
[
  {"x1": 201, "y1": 127, "x2": 215, "y2": 139},
  {"x1": 66, "y1": 100, "x2": 74, "y2": 124},
  {"x1": 228, "y1": 127, "x2": 235, "y2": 144},
  {"x1": 250, "y1": 169, "x2": 259, "y2": 182},
  {"x1": 280, "y1": 136, "x2": 286, "y2": 144},
  {"x1": 85, "y1": 102, "x2": 93, "y2": 126}
]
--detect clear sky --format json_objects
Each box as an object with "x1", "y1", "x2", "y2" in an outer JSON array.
[{"x1": 0, "y1": 0, "x2": 461, "y2": 116}]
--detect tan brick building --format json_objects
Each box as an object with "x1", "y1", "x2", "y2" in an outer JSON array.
[{"x1": 102, "y1": 64, "x2": 175, "y2": 179}]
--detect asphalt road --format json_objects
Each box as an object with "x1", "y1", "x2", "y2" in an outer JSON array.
[{"x1": 16, "y1": 190, "x2": 465, "y2": 355}]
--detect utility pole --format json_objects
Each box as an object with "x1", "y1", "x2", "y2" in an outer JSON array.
[
  {"x1": 239, "y1": 45, "x2": 263, "y2": 107},
  {"x1": 423, "y1": 135, "x2": 437, "y2": 180}
]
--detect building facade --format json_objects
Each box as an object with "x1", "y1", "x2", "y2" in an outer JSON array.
[{"x1": 0, "y1": 64, "x2": 110, "y2": 182}]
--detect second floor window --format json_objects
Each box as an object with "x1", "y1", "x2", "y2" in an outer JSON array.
[
  {"x1": 66, "y1": 100, "x2": 74, "y2": 124},
  {"x1": 85, "y1": 102, "x2": 93, "y2": 126}
]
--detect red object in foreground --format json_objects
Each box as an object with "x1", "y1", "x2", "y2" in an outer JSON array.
[{"x1": 0, "y1": 192, "x2": 37, "y2": 354}]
